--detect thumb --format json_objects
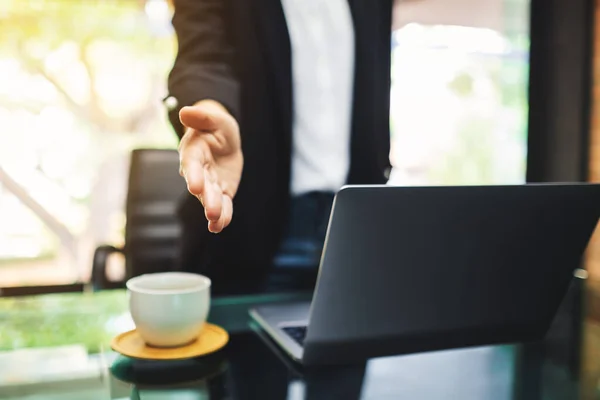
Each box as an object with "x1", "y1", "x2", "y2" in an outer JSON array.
[{"x1": 179, "y1": 102, "x2": 228, "y2": 132}]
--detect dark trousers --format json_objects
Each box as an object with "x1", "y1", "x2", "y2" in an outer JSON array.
[
  {"x1": 177, "y1": 191, "x2": 334, "y2": 295},
  {"x1": 265, "y1": 191, "x2": 335, "y2": 292}
]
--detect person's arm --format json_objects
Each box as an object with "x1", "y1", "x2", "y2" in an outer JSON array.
[
  {"x1": 168, "y1": 0, "x2": 243, "y2": 233},
  {"x1": 167, "y1": 0, "x2": 239, "y2": 138}
]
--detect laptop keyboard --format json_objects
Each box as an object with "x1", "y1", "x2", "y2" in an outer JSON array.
[{"x1": 282, "y1": 326, "x2": 307, "y2": 346}]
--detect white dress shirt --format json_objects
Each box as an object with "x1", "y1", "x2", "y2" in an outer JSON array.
[{"x1": 280, "y1": 0, "x2": 355, "y2": 195}]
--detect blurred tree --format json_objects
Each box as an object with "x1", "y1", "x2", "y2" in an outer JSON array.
[
  {"x1": 0, "y1": 0, "x2": 177, "y2": 277},
  {"x1": 447, "y1": 71, "x2": 475, "y2": 98},
  {"x1": 0, "y1": 0, "x2": 175, "y2": 138},
  {"x1": 428, "y1": 116, "x2": 497, "y2": 185}
]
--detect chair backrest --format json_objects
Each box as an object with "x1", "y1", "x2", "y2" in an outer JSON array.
[{"x1": 124, "y1": 149, "x2": 187, "y2": 279}]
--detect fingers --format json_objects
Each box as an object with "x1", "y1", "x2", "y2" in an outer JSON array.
[
  {"x1": 181, "y1": 154, "x2": 231, "y2": 233},
  {"x1": 179, "y1": 135, "x2": 206, "y2": 196},
  {"x1": 203, "y1": 175, "x2": 223, "y2": 224},
  {"x1": 208, "y1": 194, "x2": 233, "y2": 233},
  {"x1": 183, "y1": 159, "x2": 205, "y2": 196}
]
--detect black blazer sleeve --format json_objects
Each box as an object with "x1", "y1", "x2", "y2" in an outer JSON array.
[{"x1": 167, "y1": 0, "x2": 240, "y2": 138}]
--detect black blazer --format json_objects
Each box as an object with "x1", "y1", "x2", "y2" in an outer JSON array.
[{"x1": 167, "y1": 0, "x2": 393, "y2": 292}]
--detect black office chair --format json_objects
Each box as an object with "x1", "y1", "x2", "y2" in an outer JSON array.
[{"x1": 91, "y1": 149, "x2": 187, "y2": 290}]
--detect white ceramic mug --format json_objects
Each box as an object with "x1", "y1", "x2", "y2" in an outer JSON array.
[{"x1": 126, "y1": 272, "x2": 211, "y2": 347}]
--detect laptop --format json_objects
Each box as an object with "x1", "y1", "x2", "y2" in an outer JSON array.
[{"x1": 249, "y1": 184, "x2": 600, "y2": 366}]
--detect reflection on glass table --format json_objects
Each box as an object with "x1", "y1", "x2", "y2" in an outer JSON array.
[
  {"x1": 0, "y1": 290, "x2": 310, "y2": 399},
  {"x1": 2, "y1": 281, "x2": 600, "y2": 399}
]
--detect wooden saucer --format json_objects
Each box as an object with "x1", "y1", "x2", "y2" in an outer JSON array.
[{"x1": 111, "y1": 323, "x2": 229, "y2": 360}]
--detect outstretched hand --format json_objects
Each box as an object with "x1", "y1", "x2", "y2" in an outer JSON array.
[{"x1": 178, "y1": 100, "x2": 243, "y2": 233}]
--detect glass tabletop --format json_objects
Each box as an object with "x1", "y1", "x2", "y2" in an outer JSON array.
[{"x1": 1, "y1": 277, "x2": 600, "y2": 400}]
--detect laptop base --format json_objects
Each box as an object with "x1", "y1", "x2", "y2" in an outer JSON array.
[{"x1": 249, "y1": 302, "x2": 311, "y2": 362}]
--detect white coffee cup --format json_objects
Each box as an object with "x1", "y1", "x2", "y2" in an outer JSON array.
[{"x1": 126, "y1": 272, "x2": 211, "y2": 347}]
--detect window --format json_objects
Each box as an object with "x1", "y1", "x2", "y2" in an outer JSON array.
[
  {"x1": 0, "y1": 0, "x2": 531, "y2": 287},
  {"x1": 0, "y1": 0, "x2": 177, "y2": 286},
  {"x1": 389, "y1": 0, "x2": 530, "y2": 186}
]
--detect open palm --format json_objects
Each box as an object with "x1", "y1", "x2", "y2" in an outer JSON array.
[{"x1": 178, "y1": 100, "x2": 243, "y2": 233}]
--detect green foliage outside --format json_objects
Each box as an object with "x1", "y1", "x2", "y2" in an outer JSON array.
[
  {"x1": 0, "y1": 0, "x2": 178, "y2": 265},
  {"x1": 0, "y1": 291, "x2": 128, "y2": 353},
  {"x1": 428, "y1": 36, "x2": 529, "y2": 185}
]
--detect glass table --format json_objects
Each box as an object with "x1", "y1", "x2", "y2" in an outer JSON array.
[{"x1": 1, "y1": 277, "x2": 600, "y2": 400}]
